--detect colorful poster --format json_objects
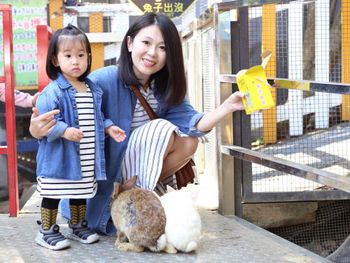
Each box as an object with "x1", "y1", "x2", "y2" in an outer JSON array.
[{"x1": 0, "y1": 0, "x2": 47, "y2": 87}]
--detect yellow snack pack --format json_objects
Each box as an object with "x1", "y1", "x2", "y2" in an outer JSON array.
[{"x1": 236, "y1": 51, "x2": 275, "y2": 115}]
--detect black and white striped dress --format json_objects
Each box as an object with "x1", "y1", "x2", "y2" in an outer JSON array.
[
  {"x1": 122, "y1": 87, "x2": 178, "y2": 192},
  {"x1": 37, "y1": 87, "x2": 97, "y2": 199}
]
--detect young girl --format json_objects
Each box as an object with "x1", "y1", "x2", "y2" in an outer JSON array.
[{"x1": 34, "y1": 24, "x2": 126, "y2": 250}]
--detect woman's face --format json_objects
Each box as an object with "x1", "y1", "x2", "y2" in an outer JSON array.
[{"x1": 127, "y1": 25, "x2": 167, "y2": 85}]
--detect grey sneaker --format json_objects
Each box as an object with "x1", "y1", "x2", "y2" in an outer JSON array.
[
  {"x1": 35, "y1": 222, "x2": 71, "y2": 250},
  {"x1": 67, "y1": 220, "x2": 99, "y2": 244}
]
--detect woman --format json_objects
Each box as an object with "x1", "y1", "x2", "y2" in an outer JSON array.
[{"x1": 30, "y1": 12, "x2": 245, "y2": 235}]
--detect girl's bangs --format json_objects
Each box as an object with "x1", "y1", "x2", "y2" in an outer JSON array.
[{"x1": 57, "y1": 34, "x2": 87, "y2": 51}]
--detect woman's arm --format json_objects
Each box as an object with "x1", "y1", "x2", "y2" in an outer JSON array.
[
  {"x1": 0, "y1": 83, "x2": 39, "y2": 108},
  {"x1": 35, "y1": 91, "x2": 69, "y2": 142},
  {"x1": 13, "y1": 90, "x2": 35, "y2": 108},
  {"x1": 196, "y1": 91, "x2": 245, "y2": 132}
]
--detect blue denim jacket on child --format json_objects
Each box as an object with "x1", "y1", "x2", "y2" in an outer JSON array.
[{"x1": 36, "y1": 73, "x2": 110, "y2": 181}]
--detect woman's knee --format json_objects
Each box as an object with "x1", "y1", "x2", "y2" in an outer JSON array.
[
  {"x1": 188, "y1": 136, "x2": 199, "y2": 155},
  {"x1": 175, "y1": 136, "x2": 198, "y2": 157}
]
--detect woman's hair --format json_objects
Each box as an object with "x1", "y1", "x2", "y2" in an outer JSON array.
[
  {"x1": 118, "y1": 13, "x2": 187, "y2": 106},
  {"x1": 46, "y1": 24, "x2": 92, "y2": 81}
]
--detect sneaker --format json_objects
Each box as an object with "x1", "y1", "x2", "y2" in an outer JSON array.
[
  {"x1": 35, "y1": 222, "x2": 71, "y2": 250},
  {"x1": 67, "y1": 219, "x2": 99, "y2": 244}
]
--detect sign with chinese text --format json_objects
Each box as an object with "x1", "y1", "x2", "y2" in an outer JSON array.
[
  {"x1": 0, "y1": 0, "x2": 47, "y2": 87},
  {"x1": 129, "y1": 0, "x2": 194, "y2": 18}
]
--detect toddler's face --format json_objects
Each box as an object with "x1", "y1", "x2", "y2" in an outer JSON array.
[{"x1": 53, "y1": 39, "x2": 88, "y2": 82}]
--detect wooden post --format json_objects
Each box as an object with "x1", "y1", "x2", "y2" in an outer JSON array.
[
  {"x1": 48, "y1": 0, "x2": 63, "y2": 31},
  {"x1": 342, "y1": 0, "x2": 350, "y2": 120},
  {"x1": 89, "y1": 13, "x2": 104, "y2": 71},
  {"x1": 262, "y1": 4, "x2": 277, "y2": 144}
]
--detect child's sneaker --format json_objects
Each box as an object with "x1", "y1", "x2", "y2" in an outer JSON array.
[
  {"x1": 35, "y1": 222, "x2": 71, "y2": 250},
  {"x1": 67, "y1": 219, "x2": 99, "y2": 244}
]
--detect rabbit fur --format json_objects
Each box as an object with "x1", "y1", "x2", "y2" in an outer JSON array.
[
  {"x1": 110, "y1": 176, "x2": 167, "y2": 252},
  {"x1": 159, "y1": 185, "x2": 202, "y2": 253}
]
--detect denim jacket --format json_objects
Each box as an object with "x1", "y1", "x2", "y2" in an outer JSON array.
[
  {"x1": 61, "y1": 66, "x2": 207, "y2": 235},
  {"x1": 36, "y1": 73, "x2": 109, "y2": 181}
]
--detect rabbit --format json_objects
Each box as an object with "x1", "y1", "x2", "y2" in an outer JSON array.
[
  {"x1": 110, "y1": 176, "x2": 167, "y2": 252},
  {"x1": 159, "y1": 184, "x2": 202, "y2": 253}
]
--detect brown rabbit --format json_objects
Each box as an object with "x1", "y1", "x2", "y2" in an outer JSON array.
[{"x1": 110, "y1": 176, "x2": 167, "y2": 252}]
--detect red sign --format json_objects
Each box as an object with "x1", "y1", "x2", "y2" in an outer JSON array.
[{"x1": 130, "y1": 0, "x2": 194, "y2": 18}]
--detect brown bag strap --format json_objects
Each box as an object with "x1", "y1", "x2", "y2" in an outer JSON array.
[{"x1": 130, "y1": 85, "x2": 158, "y2": 120}]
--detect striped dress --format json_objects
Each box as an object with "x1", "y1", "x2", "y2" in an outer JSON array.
[
  {"x1": 122, "y1": 87, "x2": 178, "y2": 193},
  {"x1": 37, "y1": 87, "x2": 97, "y2": 199}
]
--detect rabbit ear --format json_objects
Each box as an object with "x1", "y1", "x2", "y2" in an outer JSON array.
[
  {"x1": 166, "y1": 185, "x2": 176, "y2": 192},
  {"x1": 123, "y1": 176, "x2": 137, "y2": 190},
  {"x1": 112, "y1": 182, "x2": 120, "y2": 200},
  {"x1": 177, "y1": 184, "x2": 200, "y2": 203}
]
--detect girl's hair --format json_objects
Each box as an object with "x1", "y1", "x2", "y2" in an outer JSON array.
[
  {"x1": 118, "y1": 13, "x2": 186, "y2": 106},
  {"x1": 46, "y1": 24, "x2": 92, "y2": 81}
]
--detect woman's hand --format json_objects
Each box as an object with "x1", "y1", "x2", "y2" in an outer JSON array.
[
  {"x1": 29, "y1": 108, "x2": 60, "y2": 139},
  {"x1": 62, "y1": 127, "x2": 84, "y2": 142},
  {"x1": 220, "y1": 91, "x2": 245, "y2": 113},
  {"x1": 196, "y1": 91, "x2": 245, "y2": 132},
  {"x1": 106, "y1": 125, "x2": 126, "y2": 143}
]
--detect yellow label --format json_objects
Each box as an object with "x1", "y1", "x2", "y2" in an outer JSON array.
[
  {"x1": 236, "y1": 65, "x2": 275, "y2": 115},
  {"x1": 274, "y1": 79, "x2": 310, "y2": 91}
]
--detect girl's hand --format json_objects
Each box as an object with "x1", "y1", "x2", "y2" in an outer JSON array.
[
  {"x1": 62, "y1": 127, "x2": 84, "y2": 142},
  {"x1": 221, "y1": 91, "x2": 245, "y2": 113},
  {"x1": 106, "y1": 125, "x2": 126, "y2": 143}
]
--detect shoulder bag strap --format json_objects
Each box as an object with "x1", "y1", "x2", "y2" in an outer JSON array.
[{"x1": 130, "y1": 85, "x2": 158, "y2": 120}]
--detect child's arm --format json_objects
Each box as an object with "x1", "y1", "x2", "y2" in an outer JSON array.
[
  {"x1": 105, "y1": 125, "x2": 126, "y2": 143},
  {"x1": 62, "y1": 127, "x2": 84, "y2": 142},
  {"x1": 92, "y1": 81, "x2": 126, "y2": 142}
]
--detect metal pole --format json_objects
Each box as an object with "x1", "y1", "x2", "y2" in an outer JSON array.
[{"x1": 2, "y1": 4, "x2": 19, "y2": 217}]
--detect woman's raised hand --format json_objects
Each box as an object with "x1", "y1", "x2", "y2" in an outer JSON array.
[
  {"x1": 195, "y1": 91, "x2": 245, "y2": 132},
  {"x1": 221, "y1": 91, "x2": 245, "y2": 113}
]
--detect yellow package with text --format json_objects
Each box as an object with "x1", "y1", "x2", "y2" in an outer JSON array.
[{"x1": 236, "y1": 65, "x2": 275, "y2": 115}]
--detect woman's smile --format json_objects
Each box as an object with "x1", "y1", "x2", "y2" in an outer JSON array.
[{"x1": 143, "y1": 58, "x2": 155, "y2": 66}]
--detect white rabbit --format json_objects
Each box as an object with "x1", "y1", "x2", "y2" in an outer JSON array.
[{"x1": 159, "y1": 185, "x2": 202, "y2": 253}]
